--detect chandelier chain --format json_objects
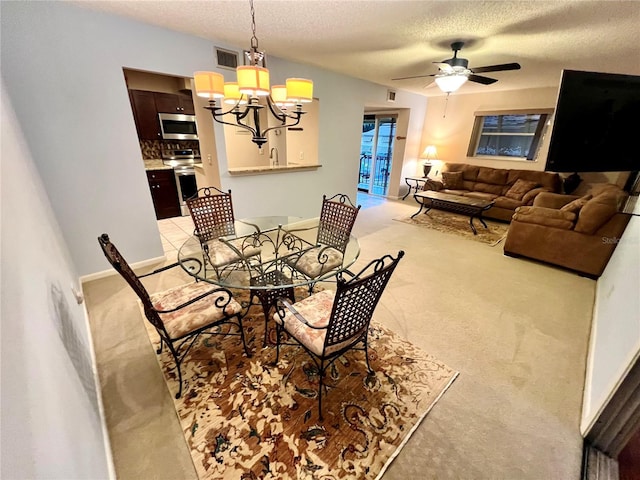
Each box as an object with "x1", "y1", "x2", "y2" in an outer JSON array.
[{"x1": 249, "y1": 0, "x2": 258, "y2": 50}]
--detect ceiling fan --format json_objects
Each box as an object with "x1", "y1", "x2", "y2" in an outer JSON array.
[{"x1": 392, "y1": 41, "x2": 521, "y2": 93}]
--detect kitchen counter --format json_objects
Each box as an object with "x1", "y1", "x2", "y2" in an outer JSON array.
[
  {"x1": 228, "y1": 164, "x2": 322, "y2": 176},
  {"x1": 144, "y1": 159, "x2": 172, "y2": 170}
]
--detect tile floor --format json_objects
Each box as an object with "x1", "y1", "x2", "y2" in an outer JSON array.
[
  {"x1": 157, "y1": 215, "x2": 194, "y2": 260},
  {"x1": 157, "y1": 192, "x2": 388, "y2": 258}
]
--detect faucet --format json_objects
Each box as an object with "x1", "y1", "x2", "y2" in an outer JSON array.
[{"x1": 269, "y1": 147, "x2": 279, "y2": 166}]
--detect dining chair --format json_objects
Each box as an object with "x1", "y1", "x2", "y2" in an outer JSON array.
[
  {"x1": 273, "y1": 250, "x2": 404, "y2": 420},
  {"x1": 186, "y1": 186, "x2": 261, "y2": 279},
  {"x1": 98, "y1": 233, "x2": 250, "y2": 399},
  {"x1": 284, "y1": 193, "x2": 361, "y2": 287}
]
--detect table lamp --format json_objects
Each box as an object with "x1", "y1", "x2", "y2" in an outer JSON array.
[{"x1": 421, "y1": 145, "x2": 437, "y2": 177}]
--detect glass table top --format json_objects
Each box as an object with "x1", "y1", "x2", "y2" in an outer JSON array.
[{"x1": 177, "y1": 216, "x2": 360, "y2": 290}]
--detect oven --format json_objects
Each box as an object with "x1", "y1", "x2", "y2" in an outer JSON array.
[{"x1": 162, "y1": 149, "x2": 201, "y2": 216}]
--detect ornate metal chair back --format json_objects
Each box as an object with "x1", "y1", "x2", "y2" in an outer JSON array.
[
  {"x1": 97, "y1": 233, "x2": 165, "y2": 332},
  {"x1": 186, "y1": 186, "x2": 236, "y2": 243},
  {"x1": 323, "y1": 251, "x2": 404, "y2": 353},
  {"x1": 316, "y1": 193, "x2": 361, "y2": 254}
]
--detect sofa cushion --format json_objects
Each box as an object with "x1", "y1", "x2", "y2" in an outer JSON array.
[
  {"x1": 574, "y1": 194, "x2": 619, "y2": 234},
  {"x1": 463, "y1": 191, "x2": 498, "y2": 201},
  {"x1": 522, "y1": 187, "x2": 552, "y2": 205},
  {"x1": 494, "y1": 196, "x2": 525, "y2": 210},
  {"x1": 474, "y1": 183, "x2": 505, "y2": 195},
  {"x1": 477, "y1": 166, "x2": 508, "y2": 185},
  {"x1": 442, "y1": 171, "x2": 464, "y2": 189},
  {"x1": 462, "y1": 180, "x2": 477, "y2": 191},
  {"x1": 507, "y1": 169, "x2": 562, "y2": 192},
  {"x1": 572, "y1": 182, "x2": 628, "y2": 209},
  {"x1": 560, "y1": 194, "x2": 593, "y2": 214},
  {"x1": 441, "y1": 189, "x2": 468, "y2": 195},
  {"x1": 513, "y1": 206, "x2": 576, "y2": 230},
  {"x1": 444, "y1": 163, "x2": 479, "y2": 181},
  {"x1": 505, "y1": 179, "x2": 540, "y2": 200}
]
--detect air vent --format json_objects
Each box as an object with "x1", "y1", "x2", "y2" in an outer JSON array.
[
  {"x1": 387, "y1": 89, "x2": 397, "y2": 103},
  {"x1": 216, "y1": 48, "x2": 239, "y2": 70}
]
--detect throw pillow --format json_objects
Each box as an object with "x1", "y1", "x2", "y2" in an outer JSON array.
[
  {"x1": 505, "y1": 179, "x2": 540, "y2": 201},
  {"x1": 574, "y1": 199, "x2": 618, "y2": 235},
  {"x1": 442, "y1": 171, "x2": 464, "y2": 190},
  {"x1": 522, "y1": 187, "x2": 549, "y2": 205},
  {"x1": 560, "y1": 194, "x2": 593, "y2": 214}
]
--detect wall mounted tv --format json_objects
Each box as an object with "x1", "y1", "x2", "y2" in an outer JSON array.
[{"x1": 545, "y1": 69, "x2": 640, "y2": 173}]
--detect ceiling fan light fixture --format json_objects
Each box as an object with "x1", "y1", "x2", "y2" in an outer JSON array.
[{"x1": 435, "y1": 74, "x2": 468, "y2": 93}]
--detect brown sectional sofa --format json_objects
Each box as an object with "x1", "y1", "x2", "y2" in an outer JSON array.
[
  {"x1": 425, "y1": 163, "x2": 563, "y2": 222},
  {"x1": 503, "y1": 184, "x2": 631, "y2": 278}
]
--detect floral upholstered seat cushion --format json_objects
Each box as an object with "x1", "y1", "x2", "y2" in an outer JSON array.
[
  {"x1": 205, "y1": 238, "x2": 261, "y2": 268},
  {"x1": 286, "y1": 246, "x2": 343, "y2": 279},
  {"x1": 273, "y1": 289, "x2": 360, "y2": 357},
  {"x1": 151, "y1": 282, "x2": 242, "y2": 338}
]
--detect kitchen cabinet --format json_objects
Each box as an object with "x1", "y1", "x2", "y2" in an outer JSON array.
[
  {"x1": 154, "y1": 92, "x2": 195, "y2": 115},
  {"x1": 129, "y1": 90, "x2": 162, "y2": 140},
  {"x1": 146, "y1": 169, "x2": 181, "y2": 219}
]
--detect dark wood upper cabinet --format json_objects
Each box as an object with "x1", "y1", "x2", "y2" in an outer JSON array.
[
  {"x1": 154, "y1": 92, "x2": 195, "y2": 115},
  {"x1": 129, "y1": 90, "x2": 162, "y2": 140}
]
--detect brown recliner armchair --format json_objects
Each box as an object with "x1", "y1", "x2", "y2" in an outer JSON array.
[{"x1": 503, "y1": 185, "x2": 631, "y2": 278}]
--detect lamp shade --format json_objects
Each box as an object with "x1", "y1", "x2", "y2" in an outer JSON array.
[
  {"x1": 422, "y1": 145, "x2": 437, "y2": 160},
  {"x1": 286, "y1": 78, "x2": 313, "y2": 103},
  {"x1": 223, "y1": 82, "x2": 248, "y2": 105},
  {"x1": 194, "y1": 71, "x2": 225, "y2": 99},
  {"x1": 434, "y1": 74, "x2": 468, "y2": 93},
  {"x1": 271, "y1": 85, "x2": 294, "y2": 107},
  {"x1": 237, "y1": 66, "x2": 270, "y2": 96}
]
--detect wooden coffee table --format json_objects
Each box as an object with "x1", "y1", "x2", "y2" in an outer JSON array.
[{"x1": 412, "y1": 190, "x2": 495, "y2": 235}]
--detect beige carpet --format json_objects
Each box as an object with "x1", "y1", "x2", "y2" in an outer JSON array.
[
  {"x1": 140, "y1": 288, "x2": 457, "y2": 479},
  {"x1": 84, "y1": 196, "x2": 596, "y2": 479},
  {"x1": 395, "y1": 209, "x2": 509, "y2": 245}
]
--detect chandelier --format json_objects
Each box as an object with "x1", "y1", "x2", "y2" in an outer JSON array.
[{"x1": 194, "y1": 0, "x2": 313, "y2": 148}]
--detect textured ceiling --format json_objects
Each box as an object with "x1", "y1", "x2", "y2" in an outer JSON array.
[{"x1": 71, "y1": 0, "x2": 640, "y2": 97}]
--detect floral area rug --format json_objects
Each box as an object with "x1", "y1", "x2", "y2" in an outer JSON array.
[
  {"x1": 141, "y1": 287, "x2": 457, "y2": 479},
  {"x1": 395, "y1": 208, "x2": 510, "y2": 246}
]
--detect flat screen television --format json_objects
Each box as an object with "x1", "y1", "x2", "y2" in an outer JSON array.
[{"x1": 545, "y1": 69, "x2": 640, "y2": 173}]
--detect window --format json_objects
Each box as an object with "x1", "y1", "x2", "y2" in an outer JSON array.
[{"x1": 468, "y1": 110, "x2": 553, "y2": 161}]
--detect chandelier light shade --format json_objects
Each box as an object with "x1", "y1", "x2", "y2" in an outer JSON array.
[
  {"x1": 237, "y1": 66, "x2": 270, "y2": 96},
  {"x1": 434, "y1": 74, "x2": 468, "y2": 93},
  {"x1": 223, "y1": 83, "x2": 247, "y2": 105},
  {"x1": 193, "y1": 71, "x2": 224, "y2": 99},
  {"x1": 193, "y1": 0, "x2": 314, "y2": 148},
  {"x1": 286, "y1": 78, "x2": 314, "y2": 103},
  {"x1": 271, "y1": 85, "x2": 293, "y2": 107}
]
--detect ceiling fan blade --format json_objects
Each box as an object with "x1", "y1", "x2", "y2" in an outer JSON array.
[
  {"x1": 471, "y1": 63, "x2": 521, "y2": 74},
  {"x1": 423, "y1": 81, "x2": 437, "y2": 89},
  {"x1": 433, "y1": 62, "x2": 454, "y2": 74},
  {"x1": 392, "y1": 74, "x2": 436, "y2": 80},
  {"x1": 468, "y1": 74, "x2": 498, "y2": 85}
]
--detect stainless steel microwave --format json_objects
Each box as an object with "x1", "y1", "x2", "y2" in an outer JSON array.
[{"x1": 158, "y1": 113, "x2": 198, "y2": 140}]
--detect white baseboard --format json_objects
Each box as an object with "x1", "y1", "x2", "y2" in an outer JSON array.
[{"x1": 80, "y1": 255, "x2": 166, "y2": 284}]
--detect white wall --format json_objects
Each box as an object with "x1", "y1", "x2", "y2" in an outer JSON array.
[
  {"x1": 581, "y1": 212, "x2": 640, "y2": 434},
  {"x1": 421, "y1": 87, "x2": 559, "y2": 172},
  {"x1": 1, "y1": 2, "x2": 427, "y2": 276},
  {"x1": 1, "y1": 82, "x2": 111, "y2": 478},
  {"x1": 216, "y1": 56, "x2": 427, "y2": 212}
]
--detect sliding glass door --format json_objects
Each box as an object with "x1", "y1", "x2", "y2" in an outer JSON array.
[{"x1": 358, "y1": 114, "x2": 397, "y2": 195}]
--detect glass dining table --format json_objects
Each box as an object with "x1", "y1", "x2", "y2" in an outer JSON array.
[{"x1": 177, "y1": 215, "x2": 360, "y2": 345}]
